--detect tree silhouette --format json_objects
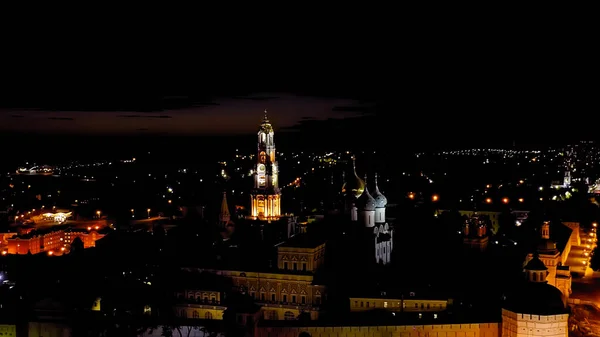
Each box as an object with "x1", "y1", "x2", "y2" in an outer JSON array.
[{"x1": 70, "y1": 236, "x2": 84, "y2": 254}]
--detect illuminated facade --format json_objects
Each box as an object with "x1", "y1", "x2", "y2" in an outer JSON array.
[
  {"x1": 349, "y1": 294, "x2": 448, "y2": 313},
  {"x1": 183, "y1": 268, "x2": 325, "y2": 321},
  {"x1": 174, "y1": 289, "x2": 226, "y2": 320},
  {"x1": 250, "y1": 111, "x2": 281, "y2": 220},
  {"x1": 6, "y1": 229, "x2": 104, "y2": 255}
]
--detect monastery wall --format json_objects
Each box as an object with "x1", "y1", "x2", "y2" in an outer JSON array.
[{"x1": 256, "y1": 323, "x2": 500, "y2": 337}]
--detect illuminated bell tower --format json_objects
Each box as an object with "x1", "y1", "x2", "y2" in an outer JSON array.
[{"x1": 250, "y1": 110, "x2": 281, "y2": 220}]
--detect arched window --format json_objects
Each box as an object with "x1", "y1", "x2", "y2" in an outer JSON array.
[
  {"x1": 193, "y1": 311, "x2": 199, "y2": 319},
  {"x1": 533, "y1": 272, "x2": 537, "y2": 281},
  {"x1": 284, "y1": 311, "x2": 296, "y2": 320},
  {"x1": 205, "y1": 312, "x2": 213, "y2": 320}
]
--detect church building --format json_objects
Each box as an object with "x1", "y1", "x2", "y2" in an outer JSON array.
[
  {"x1": 341, "y1": 157, "x2": 393, "y2": 265},
  {"x1": 523, "y1": 221, "x2": 573, "y2": 301}
]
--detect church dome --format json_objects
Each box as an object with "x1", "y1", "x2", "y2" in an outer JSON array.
[
  {"x1": 341, "y1": 157, "x2": 365, "y2": 199},
  {"x1": 503, "y1": 282, "x2": 566, "y2": 315},
  {"x1": 372, "y1": 173, "x2": 387, "y2": 208},
  {"x1": 524, "y1": 256, "x2": 548, "y2": 271},
  {"x1": 358, "y1": 177, "x2": 376, "y2": 211}
]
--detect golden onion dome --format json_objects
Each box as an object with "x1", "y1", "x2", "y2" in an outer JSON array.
[
  {"x1": 341, "y1": 157, "x2": 365, "y2": 198},
  {"x1": 358, "y1": 177, "x2": 376, "y2": 211}
]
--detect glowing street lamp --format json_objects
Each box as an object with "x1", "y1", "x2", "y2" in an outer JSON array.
[
  {"x1": 502, "y1": 198, "x2": 509, "y2": 204},
  {"x1": 131, "y1": 209, "x2": 135, "y2": 218},
  {"x1": 96, "y1": 210, "x2": 101, "y2": 218},
  {"x1": 147, "y1": 208, "x2": 151, "y2": 218},
  {"x1": 432, "y1": 195, "x2": 439, "y2": 202}
]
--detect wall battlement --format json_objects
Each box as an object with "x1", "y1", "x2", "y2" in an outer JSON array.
[{"x1": 257, "y1": 322, "x2": 501, "y2": 337}]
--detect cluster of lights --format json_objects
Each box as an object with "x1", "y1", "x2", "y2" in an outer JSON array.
[
  {"x1": 406, "y1": 192, "x2": 438, "y2": 202},
  {"x1": 484, "y1": 197, "x2": 523, "y2": 204},
  {"x1": 287, "y1": 177, "x2": 302, "y2": 188}
]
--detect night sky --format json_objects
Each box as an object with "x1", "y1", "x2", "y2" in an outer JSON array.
[
  {"x1": 0, "y1": 94, "x2": 373, "y2": 135},
  {"x1": 1, "y1": 19, "x2": 596, "y2": 148}
]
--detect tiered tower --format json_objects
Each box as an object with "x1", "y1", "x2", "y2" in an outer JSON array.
[{"x1": 250, "y1": 110, "x2": 281, "y2": 220}]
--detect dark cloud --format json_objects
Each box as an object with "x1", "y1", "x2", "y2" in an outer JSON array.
[
  {"x1": 332, "y1": 105, "x2": 375, "y2": 116},
  {"x1": 11, "y1": 115, "x2": 24, "y2": 118},
  {"x1": 48, "y1": 117, "x2": 74, "y2": 121},
  {"x1": 118, "y1": 115, "x2": 172, "y2": 119},
  {"x1": 281, "y1": 115, "x2": 375, "y2": 133},
  {"x1": 232, "y1": 96, "x2": 279, "y2": 101},
  {"x1": 300, "y1": 116, "x2": 315, "y2": 120}
]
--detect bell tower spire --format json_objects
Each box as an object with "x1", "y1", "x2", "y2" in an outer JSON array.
[
  {"x1": 219, "y1": 191, "x2": 231, "y2": 225},
  {"x1": 250, "y1": 110, "x2": 281, "y2": 220}
]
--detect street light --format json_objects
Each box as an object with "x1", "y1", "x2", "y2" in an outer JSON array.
[
  {"x1": 131, "y1": 209, "x2": 135, "y2": 218},
  {"x1": 147, "y1": 208, "x2": 151, "y2": 218},
  {"x1": 96, "y1": 210, "x2": 101, "y2": 218}
]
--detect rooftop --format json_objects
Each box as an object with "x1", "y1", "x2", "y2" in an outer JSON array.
[
  {"x1": 277, "y1": 233, "x2": 325, "y2": 249},
  {"x1": 537, "y1": 221, "x2": 572, "y2": 255}
]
